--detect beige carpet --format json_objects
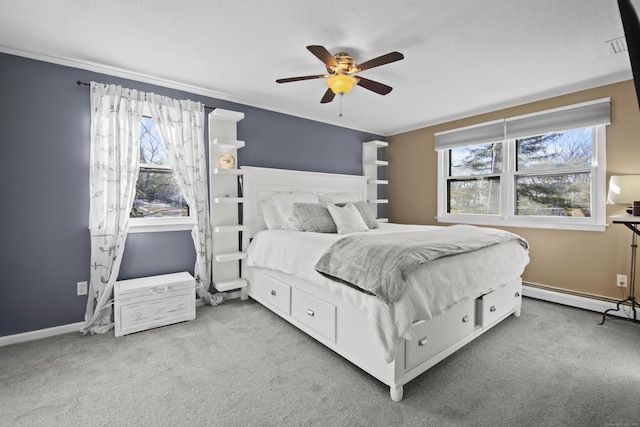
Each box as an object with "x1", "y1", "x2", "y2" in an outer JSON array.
[{"x1": 1, "y1": 297, "x2": 639, "y2": 426}]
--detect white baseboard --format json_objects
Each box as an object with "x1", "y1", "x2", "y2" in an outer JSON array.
[
  {"x1": 522, "y1": 284, "x2": 636, "y2": 320},
  {"x1": 0, "y1": 299, "x2": 210, "y2": 347},
  {"x1": 0, "y1": 322, "x2": 85, "y2": 347}
]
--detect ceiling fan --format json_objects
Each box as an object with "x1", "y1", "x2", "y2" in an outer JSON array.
[{"x1": 276, "y1": 45, "x2": 404, "y2": 104}]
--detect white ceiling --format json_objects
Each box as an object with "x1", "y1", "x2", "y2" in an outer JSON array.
[{"x1": 0, "y1": 0, "x2": 632, "y2": 136}]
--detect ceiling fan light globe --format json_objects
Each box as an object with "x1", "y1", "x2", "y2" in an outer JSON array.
[{"x1": 327, "y1": 74, "x2": 357, "y2": 95}]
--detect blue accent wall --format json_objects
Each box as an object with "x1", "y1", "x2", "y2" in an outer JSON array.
[{"x1": 0, "y1": 53, "x2": 383, "y2": 337}]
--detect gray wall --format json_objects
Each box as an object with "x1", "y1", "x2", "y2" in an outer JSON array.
[{"x1": 0, "y1": 53, "x2": 383, "y2": 337}]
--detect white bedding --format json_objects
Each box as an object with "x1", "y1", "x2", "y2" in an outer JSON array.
[{"x1": 246, "y1": 223, "x2": 530, "y2": 362}]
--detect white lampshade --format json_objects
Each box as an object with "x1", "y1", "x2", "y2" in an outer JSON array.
[{"x1": 608, "y1": 175, "x2": 640, "y2": 204}]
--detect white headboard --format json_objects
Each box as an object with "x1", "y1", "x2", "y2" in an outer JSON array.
[{"x1": 240, "y1": 166, "x2": 368, "y2": 249}]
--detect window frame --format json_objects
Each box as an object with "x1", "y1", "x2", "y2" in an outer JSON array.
[
  {"x1": 436, "y1": 125, "x2": 607, "y2": 231},
  {"x1": 128, "y1": 107, "x2": 195, "y2": 233}
]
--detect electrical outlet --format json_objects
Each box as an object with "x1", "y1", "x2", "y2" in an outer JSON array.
[
  {"x1": 617, "y1": 274, "x2": 628, "y2": 288},
  {"x1": 77, "y1": 281, "x2": 88, "y2": 296}
]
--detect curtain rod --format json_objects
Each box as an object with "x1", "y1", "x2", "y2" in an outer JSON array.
[{"x1": 76, "y1": 80, "x2": 215, "y2": 111}]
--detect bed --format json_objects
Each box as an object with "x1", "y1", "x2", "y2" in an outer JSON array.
[{"x1": 239, "y1": 166, "x2": 530, "y2": 401}]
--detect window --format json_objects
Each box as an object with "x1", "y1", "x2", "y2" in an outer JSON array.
[
  {"x1": 448, "y1": 142, "x2": 502, "y2": 215},
  {"x1": 129, "y1": 116, "x2": 194, "y2": 232},
  {"x1": 514, "y1": 128, "x2": 593, "y2": 217},
  {"x1": 436, "y1": 99, "x2": 609, "y2": 231}
]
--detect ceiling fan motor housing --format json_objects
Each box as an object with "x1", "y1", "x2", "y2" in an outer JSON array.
[{"x1": 327, "y1": 52, "x2": 361, "y2": 75}]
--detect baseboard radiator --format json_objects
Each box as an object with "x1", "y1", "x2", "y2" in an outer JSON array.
[{"x1": 522, "y1": 282, "x2": 633, "y2": 320}]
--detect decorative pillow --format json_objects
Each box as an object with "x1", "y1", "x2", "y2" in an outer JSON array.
[
  {"x1": 261, "y1": 198, "x2": 283, "y2": 230},
  {"x1": 319, "y1": 192, "x2": 361, "y2": 204},
  {"x1": 327, "y1": 202, "x2": 369, "y2": 235},
  {"x1": 294, "y1": 203, "x2": 337, "y2": 233},
  {"x1": 272, "y1": 192, "x2": 319, "y2": 231},
  {"x1": 337, "y1": 200, "x2": 378, "y2": 229}
]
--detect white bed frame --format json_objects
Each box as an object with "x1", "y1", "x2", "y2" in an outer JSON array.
[{"x1": 239, "y1": 166, "x2": 522, "y2": 401}]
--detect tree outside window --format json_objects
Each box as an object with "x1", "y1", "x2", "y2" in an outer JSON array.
[
  {"x1": 130, "y1": 117, "x2": 189, "y2": 219},
  {"x1": 446, "y1": 127, "x2": 594, "y2": 218},
  {"x1": 514, "y1": 128, "x2": 592, "y2": 217},
  {"x1": 448, "y1": 142, "x2": 502, "y2": 215}
]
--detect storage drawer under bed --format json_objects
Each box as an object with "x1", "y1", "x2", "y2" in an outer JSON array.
[
  {"x1": 405, "y1": 298, "x2": 477, "y2": 370},
  {"x1": 477, "y1": 280, "x2": 522, "y2": 328},
  {"x1": 256, "y1": 272, "x2": 292, "y2": 315},
  {"x1": 291, "y1": 288, "x2": 337, "y2": 342}
]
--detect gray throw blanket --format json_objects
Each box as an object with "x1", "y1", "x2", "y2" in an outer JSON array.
[{"x1": 314, "y1": 224, "x2": 529, "y2": 304}]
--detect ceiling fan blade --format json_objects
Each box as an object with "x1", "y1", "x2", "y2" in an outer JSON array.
[
  {"x1": 320, "y1": 88, "x2": 335, "y2": 103},
  {"x1": 307, "y1": 45, "x2": 338, "y2": 67},
  {"x1": 356, "y1": 77, "x2": 393, "y2": 95},
  {"x1": 276, "y1": 74, "x2": 328, "y2": 83},
  {"x1": 357, "y1": 51, "x2": 404, "y2": 71}
]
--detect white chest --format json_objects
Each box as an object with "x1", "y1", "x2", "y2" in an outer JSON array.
[{"x1": 114, "y1": 272, "x2": 196, "y2": 337}]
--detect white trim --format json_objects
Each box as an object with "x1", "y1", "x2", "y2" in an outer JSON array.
[
  {"x1": 1, "y1": 45, "x2": 232, "y2": 103},
  {"x1": 0, "y1": 322, "x2": 84, "y2": 347},
  {"x1": 128, "y1": 217, "x2": 195, "y2": 233},
  {"x1": 1, "y1": 299, "x2": 208, "y2": 347},
  {"x1": 522, "y1": 284, "x2": 633, "y2": 320},
  {"x1": 437, "y1": 215, "x2": 608, "y2": 232}
]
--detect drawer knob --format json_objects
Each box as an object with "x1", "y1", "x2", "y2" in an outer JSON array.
[
  {"x1": 150, "y1": 286, "x2": 168, "y2": 296},
  {"x1": 490, "y1": 305, "x2": 496, "y2": 312},
  {"x1": 515, "y1": 292, "x2": 520, "y2": 298},
  {"x1": 418, "y1": 337, "x2": 428, "y2": 347},
  {"x1": 270, "y1": 290, "x2": 276, "y2": 296},
  {"x1": 462, "y1": 315, "x2": 470, "y2": 323},
  {"x1": 307, "y1": 309, "x2": 315, "y2": 317}
]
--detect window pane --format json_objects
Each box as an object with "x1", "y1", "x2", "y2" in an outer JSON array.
[
  {"x1": 140, "y1": 116, "x2": 169, "y2": 165},
  {"x1": 450, "y1": 142, "x2": 502, "y2": 176},
  {"x1": 516, "y1": 128, "x2": 592, "y2": 172},
  {"x1": 515, "y1": 173, "x2": 591, "y2": 217},
  {"x1": 132, "y1": 117, "x2": 189, "y2": 219},
  {"x1": 448, "y1": 178, "x2": 501, "y2": 214},
  {"x1": 132, "y1": 168, "x2": 189, "y2": 218}
]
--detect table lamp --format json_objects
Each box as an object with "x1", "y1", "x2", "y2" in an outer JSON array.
[{"x1": 608, "y1": 174, "x2": 640, "y2": 214}]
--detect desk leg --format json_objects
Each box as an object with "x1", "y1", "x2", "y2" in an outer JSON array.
[{"x1": 600, "y1": 227, "x2": 640, "y2": 324}]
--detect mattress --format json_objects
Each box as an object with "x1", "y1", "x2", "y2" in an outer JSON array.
[{"x1": 246, "y1": 223, "x2": 530, "y2": 361}]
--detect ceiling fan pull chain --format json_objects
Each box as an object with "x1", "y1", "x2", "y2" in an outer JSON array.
[{"x1": 339, "y1": 93, "x2": 344, "y2": 117}]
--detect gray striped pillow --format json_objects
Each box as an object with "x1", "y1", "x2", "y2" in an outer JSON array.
[{"x1": 294, "y1": 203, "x2": 337, "y2": 233}]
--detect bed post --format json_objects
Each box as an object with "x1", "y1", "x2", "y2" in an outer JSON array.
[{"x1": 390, "y1": 385, "x2": 403, "y2": 402}]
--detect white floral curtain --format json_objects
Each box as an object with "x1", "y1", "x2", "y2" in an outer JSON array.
[
  {"x1": 82, "y1": 82, "x2": 143, "y2": 334},
  {"x1": 148, "y1": 95, "x2": 213, "y2": 301}
]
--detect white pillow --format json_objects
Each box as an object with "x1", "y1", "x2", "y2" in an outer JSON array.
[
  {"x1": 319, "y1": 192, "x2": 361, "y2": 204},
  {"x1": 260, "y1": 198, "x2": 283, "y2": 230},
  {"x1": 336, "y1": 200, "x2": 378, "y2": 229},
  {"x1": 272, "y1": 193, "x2": 319, "y2": 231},
  {"x1": 327, "y1": 202, "x2": 369, "y2": 235}
]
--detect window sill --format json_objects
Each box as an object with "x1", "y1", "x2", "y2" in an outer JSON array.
[
  {"x1": 436, "y1": 216, "x2": 608, "y2": 232},
  {"x1": 128, "y1": 218, "x2": 195, "y2": 233}
]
